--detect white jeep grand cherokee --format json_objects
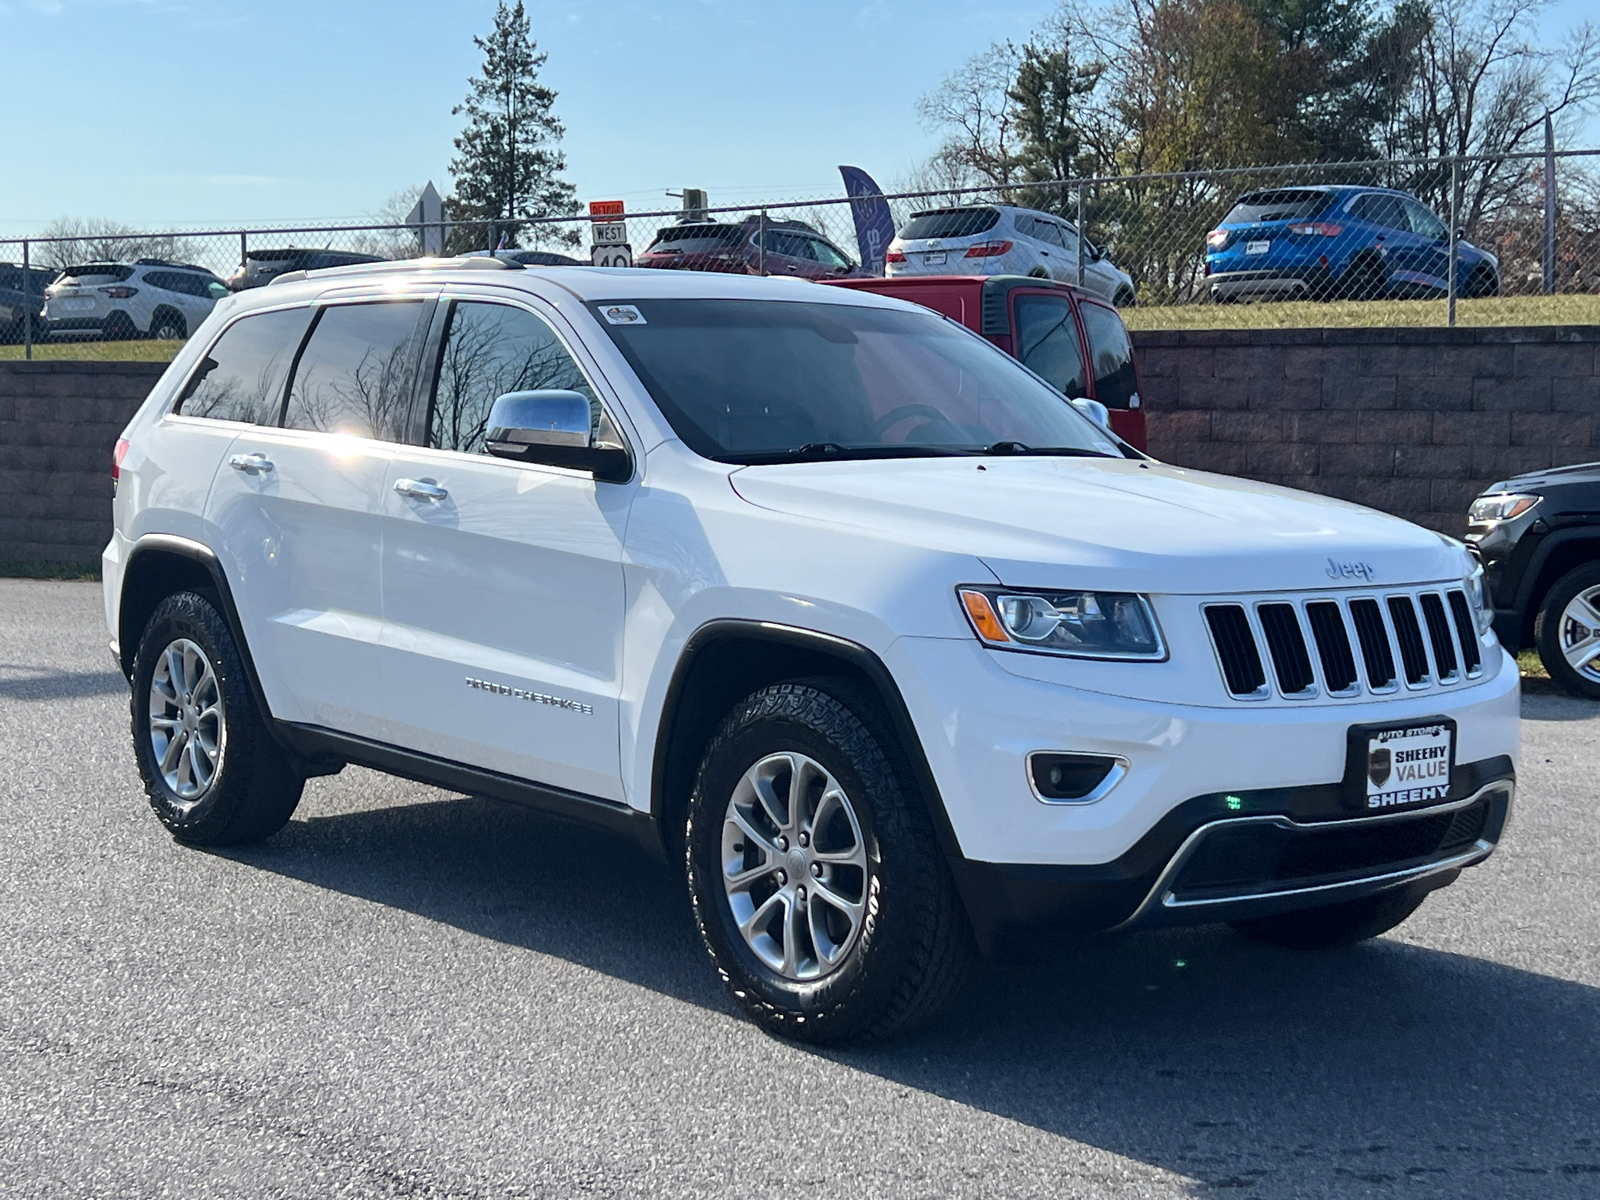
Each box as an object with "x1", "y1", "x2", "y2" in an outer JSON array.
[{"x1": 104, "y1": 257, "x2": 1519, "y2": 1043}]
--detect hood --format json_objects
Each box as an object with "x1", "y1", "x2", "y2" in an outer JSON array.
[
  {"x1": 730, "y1": 456, "x2": 1470, "y2": 595},
  {"x1": 1491, "y1": 459, "x2": 1600, "y2": 492}
]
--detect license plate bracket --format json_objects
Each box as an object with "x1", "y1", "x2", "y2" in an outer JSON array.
[
  {"x1": 924, "y1": 251, "x2": 947, "y2": 265},
  {"x1": 1342, "y1": 718, "x2": 1456, "y2": 813},
  {"x1": 1246, "y1": 239, "x2": 1271, "y2": 256}
]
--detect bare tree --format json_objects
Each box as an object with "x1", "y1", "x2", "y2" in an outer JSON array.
[
  {"x1": 915, "y1": 42, "x2": 1027, "y2": 189},
  {"x1": 33, "y1": 218, "x2": 177, "y2": 269}
]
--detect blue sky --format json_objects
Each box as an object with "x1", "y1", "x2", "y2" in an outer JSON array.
[{"x1": 0, "y1": 0, "x2": 1594, "y2": 237}]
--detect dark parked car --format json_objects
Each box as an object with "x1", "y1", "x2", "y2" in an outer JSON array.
[
  {"x1": 227, "y1": 248, "x2": 388, "y2": 291},
  {"x1": 1206, "y1": 186, "x2": 1499, "y2": 302},
  {"x1": 464, "y1": 248, "x2": 588, "y2": 267},
  {"x1": 0, "y1": 262, "x2": 57, "y2": 343},
  {"x1": 1467, "y1": 463, "x2": 1600, "y2": 697},
  {"x1": 637, "y1": 217, "x2": 856, "y2": 279},
  {"x1": 827, "y1": 274, "x2": 1146, "y2": 450}
]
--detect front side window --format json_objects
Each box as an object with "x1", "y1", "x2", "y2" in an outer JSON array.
[
  {"x1": 1080, "y1": 302, "x2": 1138, "y2": 409},
  {"x1": 808, "y1": 239, "x2": 853, "y2": 269},
  {"x1": 596, "y1": 298, "x2": 1121, "y2": 463},
  {"x1": 1403, "y1": 200, "x2": 1447, "y2": 239},
  {"x1": 282, "y1": 301, "x2": 425, "y2": 441},
  {"x1": 430, "y1": 301, "x2": 599, "y2": 455},
  {"x1": 173, "y1": 306, "x2": 315, "y2": 424},
  {"x1": 1014, "y1": 294, "x2": 1086, "y2": 398}
]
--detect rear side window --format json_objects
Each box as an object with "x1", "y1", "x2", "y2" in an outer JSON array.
[
  {"x1": 1080, "y1": 302, "x2": 1138, "y2": 409},
  {"x1": 144, "y1": 271, "x2": 217, "y2": 297},
  {"x1": 174, "y1": 306, "x2": 315, "y2": 424},
  {"x1": 899, "y1": 207, "x2": 1000, "y2": 240},
  {"x1": 283, "y1": 301, "x2": 426, "y2": 441},
  {"x1": 430, "y1": 301, "x2": 598, "y2": 455},
  {"x1": 1351, "y1": 194, "x2": 1408, "y2": 231},
  {"x1": 1014, "y1": 294, "x2": 1086, "y2": 399},
  {"x1": 1222, "y1": 191, "x2": 1329, "y2": 224}
]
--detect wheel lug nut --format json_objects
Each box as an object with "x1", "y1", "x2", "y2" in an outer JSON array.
[
  {"x1": 797, "y1": 887, "x2": 807, "y2": 902},
  {"x1": 776, "y1": 836, "x2": 788, "y2": 851},
  {"x1": 811, "y1": 862, "x2": 823, "y2": 878},
  {"x1": 798, "y1": 831, "x2": 809, "y2": 847},
  {"x1": 774, "y1": 870, "x2": 786, "y2": 885}
]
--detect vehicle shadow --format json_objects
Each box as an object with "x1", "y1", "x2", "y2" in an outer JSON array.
[
  {"x1": 226, "y1": 790, "x2": 1600, "y2": 1194},
  {"x1": 0, "y1": 663, "x2": 127, "y2": 701}
]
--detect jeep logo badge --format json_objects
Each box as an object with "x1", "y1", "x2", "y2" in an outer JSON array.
[
  {"x1": 1326, "y1": 557, "x2": 1377, "y2": 582},
  {"x1": 1368, "y1": 747, "x2": 1392, "y2": 788}
]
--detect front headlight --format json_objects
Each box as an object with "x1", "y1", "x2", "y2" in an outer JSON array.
[
  {"x1": 958, "y1": 587, "x2": 1166, "y2": 659},
  {"x1": 1464, "y1": 561, "x2": 1494, "y2": 635},
  {"x1": 1468, "y1": 492, "x2": 1539, "y2": 523}
]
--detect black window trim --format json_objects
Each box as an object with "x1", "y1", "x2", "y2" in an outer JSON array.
[{"x1": 276, "y1": 295, "x2": 436, "y2": 440}]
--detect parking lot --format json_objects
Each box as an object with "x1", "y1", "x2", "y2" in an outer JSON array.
[{"x1": 1, "y1": 578, "x2": 1597, "y2": 1199}]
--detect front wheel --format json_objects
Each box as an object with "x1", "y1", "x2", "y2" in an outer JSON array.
[
  {"x1": 686, "y1": 681, "x2": 973, "y2": 1045},
  {"x1": 1230, "y1": 888, "x2": 1426, "y2": 949},
  {"x1": 131, "y1": 591, "x2": 304, "y2": 845},
  {"x1": 1534, "y1": 561, "x2": 1600, "y2": 699}
]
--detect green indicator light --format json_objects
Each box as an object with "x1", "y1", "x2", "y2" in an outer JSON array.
[{"x1": 1225, "y1": 795, "x2": 1243, "y2": 811}]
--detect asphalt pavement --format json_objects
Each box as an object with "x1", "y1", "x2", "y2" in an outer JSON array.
[{"x1": 1, "y1": 579, "x2": 1597, "y2": 1199}]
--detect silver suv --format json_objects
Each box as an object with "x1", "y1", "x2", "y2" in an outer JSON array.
[{"x1": 43, "y1": 260, "x2": 228, "y2": 341}]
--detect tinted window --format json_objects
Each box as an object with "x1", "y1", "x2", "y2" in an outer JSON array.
[
  {"x1": 283, "y1": 302, "x2": 424, "y2": 440},
  {"x1": 899, "y1": 207, "x2": 1001, "y2": 240},
  {"x1": 144, "y1": 271, "x2": 216, "y2": 297},
  {"x1": 1352, "y1": 194, "x2": 1408, "y2": 231},
  {"x1": 61, "y1": 264, "x2": 134, "y2": 283},
  {"x1": 1014, "y1": 295, "x2": 1086, "y2": 398},
  {"x1": 809, "y1": 238, "x2": 853, "y2": 269},
  {"x1": 1222, "y1": 190, "x2": 1330, "y2": 224},
  {"x1": 174, "y1": 306, "x2": 315, "y2": 424},
  {"x1": 762, "y1": 231, "x2": 813, "y2": 259},
  {"x1": 1080, "y1": 302, "x2": 1138, "y2": 409},
  {"x1": 648, "y1": 225, "x2": 744, "y2": 250},
  {"x1": 1403, "y1": 200, "x2": 1446, "y2": 239},
  {"x1": 596, "y1": 299, "x2": 1121, "y2": 462},
  {"x1": 430, "y1": 301, "x2": 598, "y2": 455}
]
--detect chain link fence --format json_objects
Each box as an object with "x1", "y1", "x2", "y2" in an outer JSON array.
[{"x1": 3, "y1": 148, "x2": 1596, "y2": 362}]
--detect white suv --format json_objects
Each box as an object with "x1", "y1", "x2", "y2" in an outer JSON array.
[
  {"x1": 887, "y1": 204, "x2": 1137, "y2": 306},
  {"x1": 104, "y1": 258, "x2": 1518, "y2": 1043},
  {"x1": 44, "y1": 260, "x2": 228, "y2": 341}
]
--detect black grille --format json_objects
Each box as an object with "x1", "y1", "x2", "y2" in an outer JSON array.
[
  {"x1": 1349, "y1": 598, "x2": 1395, "y2": 689},
  {"x1": 1420, "y1": 593, "x2": 1458, "y2": 679},
  {"x1": 1306, "y1": 601, "x2": 1358, "y2": 692},
  {"x1": 1388, "y1": 596, "x2": 1430, "y2": 684},
  {"x1": 1172, "y1": 797, "x2": 1493, "y2": 899},
  {"x1": 1448, "y1": 589, "x2": 1482, "y2": 675},
  {"x1": 1258, "y1": 603, "x2": 1315, "y2": 694},
  {"x1": 1206, "y1": 605, "x2": 1266, "y2": 695}
]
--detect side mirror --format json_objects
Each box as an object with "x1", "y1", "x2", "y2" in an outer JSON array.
[
  {"x1": 1071, "y1": 396, "x2": 1112, "y2": 430},
  {"x1": 485, "y1": 389, "x2": 631, "y2": 483}
]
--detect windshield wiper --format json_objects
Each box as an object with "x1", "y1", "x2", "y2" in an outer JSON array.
[
  {"x1": 724, "y1": 444, "x2": 977, "y2": 465},
  {"x1": 980, "y1": 441, "x2": 1119, "y2": 458}
]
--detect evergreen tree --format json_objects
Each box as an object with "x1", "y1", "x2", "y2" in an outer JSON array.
[{"x1": 449, "y1": 1, "x2": 577, "y2": 249}]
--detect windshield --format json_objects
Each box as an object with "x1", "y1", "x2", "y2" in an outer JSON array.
[
  {"x1": 1222, "y1": 190, "x2": 1331, "y2": 224},
  {"x1": 594, "y1": 299, "x2": 1124, "y2": 464},
  {"x1": 647, "y1": 225, "x2": 745, "y2": 251},
  {"x1": 898, "y1": 207, "x2": 1000, "y2": 241}
]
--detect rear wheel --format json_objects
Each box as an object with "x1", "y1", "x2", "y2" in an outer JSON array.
[
  {"x1": 685, "y1": 680, "x2": 973, "y2": 1045},
  {"x1": 1339, "y1": 254, "x2": 1386, "y2": 301},
  {"x1": 131, "y1": 591, "x2": 304, "y2": 845},
  {"x1": 148, "y1": 309, "x2": 187, "y2": 340},
  {"x1": 1112, "y1": 286, "x2": 1136, "y2": 307},
  {"x1": 1027, "y1": 266, "x2": 1049, "y2": 279},
  {"x1": 1534, "y1": 562, "x2": 1600, "y2": 699},
  {"x1": 1464, "y1": 265, "x2": 1499, "y2": 299},
  {"x1": 1230, "y1": 888, "x2": 1426, "y2": 949}
]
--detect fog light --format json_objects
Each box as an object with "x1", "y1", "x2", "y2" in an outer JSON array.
[{"x1": 1028, "y1": 753, "x2": 1129, "y2": 803}]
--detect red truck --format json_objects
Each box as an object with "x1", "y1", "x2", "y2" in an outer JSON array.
[{"x1": 825, "y1": 274, "x2": 1146, "y2": 451}]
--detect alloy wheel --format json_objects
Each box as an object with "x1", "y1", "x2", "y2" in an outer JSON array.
[
  {"x1": 720, "y1": 751, "x2": 869, "y2": 981},
  {"x1": 148, "y1": 637, "x2": 225, "y2": 804},
  {"x1": 1558, "y1": 585, "x2": 1600, "y2": 681}
]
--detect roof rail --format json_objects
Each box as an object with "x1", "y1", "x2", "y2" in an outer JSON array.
[{"x1": 268, "y1": 254, "x2": 525, "y2": 287}]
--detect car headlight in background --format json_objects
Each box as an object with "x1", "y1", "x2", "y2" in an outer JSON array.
[
  {"x1": 1464, "y1": 561, "x2": 1495, "y2": 635},
  {"x1": 958, "y1": 587, "x2": 1166, "y2": 659},
  {"x1": 1468, "y1": 493, "x2": 1539, "y2": 523}
]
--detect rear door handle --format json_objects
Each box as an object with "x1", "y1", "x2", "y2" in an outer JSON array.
[
  {"x1": 228, "y1": 453, "x2": 274, "y2": 476},
  {"x1": 394, "y1": 477, "x2": 448, "y2": 502}
]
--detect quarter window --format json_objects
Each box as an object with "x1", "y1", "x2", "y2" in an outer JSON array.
[
  {"x1": 173, "y1": 306, "x2": 315, "y2": 424},
  {"x1": 1079, "y1": 302, "x2": 1138, "y2": 409},
  {"x1": 283, "y1": 301, "x2": 425, "y2": 441},
  {"x1": 429, "y1": 301, "x2": 600, "y2": 455},
  {"x1": 1014, "y1": 294, "x2": 1087, "y2": 398}
]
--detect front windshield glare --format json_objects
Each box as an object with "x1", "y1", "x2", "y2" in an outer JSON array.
[{"x1": 593, "y1": 299, "x2": 1123, "y2": 463}]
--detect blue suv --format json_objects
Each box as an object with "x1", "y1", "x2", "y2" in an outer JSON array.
[{"x1": 1205, "y1": 186, "x2": 1499, "y2": 302}]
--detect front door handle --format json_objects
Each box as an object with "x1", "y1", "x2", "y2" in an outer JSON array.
[
  {"x1": 228, "y1": 453, "x2": 274, "y2": 476},
  {"x1": 394, "y1": 477, "x2": 448, "y2": 502}
]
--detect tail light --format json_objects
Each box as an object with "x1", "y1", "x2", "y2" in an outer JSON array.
[
  {"x1": 100, "y1": 286, "x2": 139, "y2": 299},
  {"x1": 963, "y1": 241, "x2": 1012, "y2": 258},
  {"x1": 1206, "y1": 229, "x2": 1229, "y2": 250},
  {"x1": 1287, "y1": 222, "x2": 1343, "y2": 237},
  {"x1": 113, "y1": 438, "x2": 129, "y2": 495},
  {"x1": 885, "y1": 250, "x2": 907, "y2": 263}
]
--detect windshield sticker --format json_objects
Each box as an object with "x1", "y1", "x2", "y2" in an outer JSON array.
[{"x1": 601, "y1": 304, "x2": 646, "y2": 325}]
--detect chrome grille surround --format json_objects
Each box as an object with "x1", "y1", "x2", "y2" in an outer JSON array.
[{"x1": 1202, "y1": 586, "x2": 1487, "y2": 702}]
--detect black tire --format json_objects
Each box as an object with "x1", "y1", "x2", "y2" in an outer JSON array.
[
  {"x1": 1113, "y1": 287, "x2": 1136, "y2": 308},
  {"x1": 102, "y1": 311, "x2": 137, "y2": 341},
  {"x1": 148, "y1": 309, "x2": 187, "y2": 341},
  {"x1": 1464, "y1": 266, "x2": 1499, "y2": 299},
  {"x1": 1230, "y1": 887, "x2": 1426, "y2": 949},
  {"x1": 685, "y1": 680, "x2": 973, "y2": 1045},
  {"x1": 1027, "y1": 266, "x2": 1050, "y2": 279},
  {"x1": 1534, "y1": 561, "x2": 1600, "y2": 700},
  {"x1": 1339, "y1": 253, "x2": 1386, "y2": 301},
  {"x1": 130, "y1": 591, "x2": 304, "y2": 845}
]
